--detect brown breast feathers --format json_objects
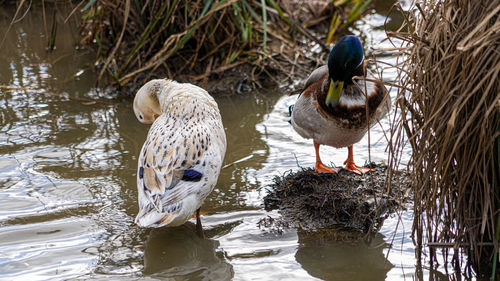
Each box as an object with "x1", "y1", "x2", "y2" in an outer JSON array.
[{"x1": 303, "y1": 73, "x2": 387, "y2": 129}]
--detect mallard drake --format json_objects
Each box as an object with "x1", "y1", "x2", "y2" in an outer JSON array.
[
  {"x1": 291, "y1": 35, "x2": 390, "y2": 175},
  {"x1": 133, "y1": 79, "x2": 226, "y2": 235}
]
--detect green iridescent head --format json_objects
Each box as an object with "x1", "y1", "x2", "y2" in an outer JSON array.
[{"x1": 325, "y1": 35, "x2": 364, "y2": 107}]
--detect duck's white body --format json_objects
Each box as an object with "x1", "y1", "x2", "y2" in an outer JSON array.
[{"x1": 134, "y1": 79, "x2": 226, "y2": 228}]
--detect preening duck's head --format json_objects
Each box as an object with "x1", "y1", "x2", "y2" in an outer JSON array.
[
  {"x1": 325, "y1": 35, "x2": 364, "y2": 107},
  {"x1": 133, "y1": 79, "x2": 165, "y2": 124}
]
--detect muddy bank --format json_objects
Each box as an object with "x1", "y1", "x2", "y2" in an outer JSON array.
[{"x1": 263, "y1": 164, "x2": 411, "y2": 234}]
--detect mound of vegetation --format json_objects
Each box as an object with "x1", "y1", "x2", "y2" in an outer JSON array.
[{"x1": 263, "y1": 164, "x2": 410, "y2": 233}]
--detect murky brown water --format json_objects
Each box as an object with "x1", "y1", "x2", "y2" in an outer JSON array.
[{"x1": 0, "y1": 3, "x2": 459, "y2": 281}]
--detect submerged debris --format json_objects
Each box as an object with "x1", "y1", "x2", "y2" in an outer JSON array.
[
  {"x1": 257, "y1": 216, "x2": 291, "y2": 236},
  {"x1": 263, "y1": 164, "x2": 410, "y2": 233}
]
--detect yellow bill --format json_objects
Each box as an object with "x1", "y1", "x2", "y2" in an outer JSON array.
[{"x1": 325, "y1": 79, "x2": 344, "y2": 107}]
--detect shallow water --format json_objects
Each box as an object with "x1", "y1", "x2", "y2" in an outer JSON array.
[{"x1": 0, "y1": 3, "x2": 460, "y2": 281}]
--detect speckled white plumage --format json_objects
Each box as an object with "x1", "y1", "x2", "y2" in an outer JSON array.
[{"x1": 133, "y1": 79, "x2": 226, "y2": 228}]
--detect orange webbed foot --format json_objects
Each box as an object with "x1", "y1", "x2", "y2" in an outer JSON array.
[
  {"x1": 342, "y1": 145, "x2": 374, "y2": 175},
  {"x1": 313, "y1": 140, "x2": 341, "y2": 174},
  {"x1": 343, "y1": 159, "x2": 374, "y2": 175},
  {"x1": 315, "y1": 162, "x2": 341, "y2": 174}
]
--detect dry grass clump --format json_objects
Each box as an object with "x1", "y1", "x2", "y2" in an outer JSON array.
[
  {"x1": 263, "y1": 165, "x2": 410, "y2": 233},
  {"x1": 78, "y1": 0, "x2": 372, "y2": 90},
  {"x1": 387, "y1": 0, "x2": 500, "y2": 277}
]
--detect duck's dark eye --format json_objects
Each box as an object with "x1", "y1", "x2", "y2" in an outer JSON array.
[{"x1": 139, "y1": 114, "x2": 143, "y2": 120}]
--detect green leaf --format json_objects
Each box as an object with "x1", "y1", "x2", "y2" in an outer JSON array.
[
  {"x1": 266, "y1": 0, "x2": 292, "y2": 25},
  {"x1": 345, "y1": 0, "x2": 371, "y2": 26},
  {"x1": 241, "y1": 0, "x2": 263, "y2": 24},
  {"x1": 82, "y1": 0, "x2": 97, "y2": 11},
  {"x1": 260, "y1": 0, "x2": 267, "y2": 51}
]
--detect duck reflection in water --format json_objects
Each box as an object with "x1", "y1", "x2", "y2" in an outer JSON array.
[
  {"x1": 295, "y1": 231, "x2": 393, "y2": 281},
  {"x1": 143, "y1": 223, "x2": 234, "y2": 280}
]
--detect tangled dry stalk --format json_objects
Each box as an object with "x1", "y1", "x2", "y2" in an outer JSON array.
[
  {"x1": 77, "y1": 0, "x2": 371, "y2": 91},
  {"x1": 387, "y1": 0, "x2": 500, "y2": 277}
]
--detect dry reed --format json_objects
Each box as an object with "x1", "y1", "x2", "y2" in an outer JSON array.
[
  {"x1": 386, "y1": 0, "x2": 500, "y2": 277},
  {"x1": 77, "y1": 0, "x2": 371, "y2": 90}
]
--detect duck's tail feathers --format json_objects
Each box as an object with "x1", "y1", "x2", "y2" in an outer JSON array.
[{"x1": 135, "y1": 209, "x2": 179, "y2": 228}]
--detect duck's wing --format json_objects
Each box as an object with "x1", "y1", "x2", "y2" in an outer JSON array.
[
  {"x1": 303, "y1": 65, "x2": 328, "y2": 92},
  {"x1": 135, "y1": 115, "x2": 213, "y2": 227}
]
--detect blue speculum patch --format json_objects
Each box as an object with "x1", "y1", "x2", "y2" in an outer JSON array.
[
  {"x1": 182, "y1": 169, "x2": 203, "y2": 181},
  {"x1": 139, "y1": 166, "x2": 144, "y2": 179}
]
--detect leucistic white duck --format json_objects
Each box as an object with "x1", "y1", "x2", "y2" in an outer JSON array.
[
  {"x1": 133, "y1": 79, "x2": 226, "y2": 236},
  {"x1": 291, "y1": 35, "x2": 391, "y2": 175}
]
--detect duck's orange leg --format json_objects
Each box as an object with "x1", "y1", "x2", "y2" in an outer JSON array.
[
  {"x1": 314, "y1": 140, "x2": 341, "y2": 174},
  {"x1": 343, "y1": 145, "x2": 374, "y2": 175}
]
